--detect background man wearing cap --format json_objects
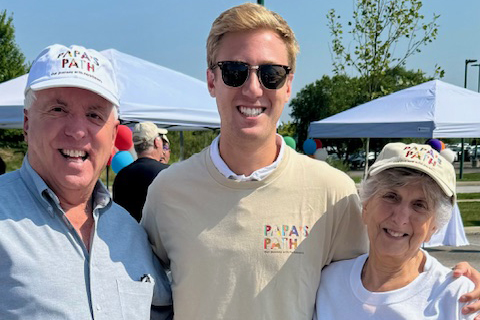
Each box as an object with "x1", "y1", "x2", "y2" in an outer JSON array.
[
  {"x1": 113, "y1": 122, "x2": 169, "y2": 222},
  {"x1": 141, "y1": 4, "x2": 480, "y2": 320},
  {"x1": 0, "y1": 44, "x2": 172, "y2": 319}
]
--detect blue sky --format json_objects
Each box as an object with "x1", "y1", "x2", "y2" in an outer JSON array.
[{"x1": 2, "y1": 0, "x2": 480, "y2": 123}]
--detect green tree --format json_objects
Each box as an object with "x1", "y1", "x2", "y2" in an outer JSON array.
[
  {"x1": 0, "y1": 10, "x2": 29, "y2": 83},
  {"x1": 167, "y1": 130, "x2": 219, "y2": 163},
  {"x1": 290, "y1": 67, "x2": 431, "y2": 158},
  {"x1": 290, "y1": 74, "x2": 367, "y2": 146},
  {"x1": 277, "y1": 121, "x2": 296, "y2": 138},
  {"x1": 328, "y1": 0, "x2": 441, "y2": 100}
]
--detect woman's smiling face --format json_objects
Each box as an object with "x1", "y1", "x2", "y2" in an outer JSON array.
[{"x1": 362, "y1": 182, "x2": 437, "y2": 262}]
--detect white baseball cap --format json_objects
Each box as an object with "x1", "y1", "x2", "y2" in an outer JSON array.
[
  {"x1": 25, "y1": 44, "x2": 119, "y2": 106},
  {"x1": 133, "y1": 122, "x2": 168, "y2": 145},
  {"x1": 368, "y1": 142, "x2": 456, "y2": 200}
]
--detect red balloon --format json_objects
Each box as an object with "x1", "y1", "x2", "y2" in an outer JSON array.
[
  {"x1": 115, "y1": 125, "x2": 133, "y2": 151},
  {"x1": 314, "y1": 139, "x2": 323, "y2": 149}
]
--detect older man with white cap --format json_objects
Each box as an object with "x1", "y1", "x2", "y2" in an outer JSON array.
[
  {"x1": 113, "y1": 122, "x2": 169, "y2": 222},
  {"x1": 0, "y1": 44, "x2": 172, "y2": 320}
]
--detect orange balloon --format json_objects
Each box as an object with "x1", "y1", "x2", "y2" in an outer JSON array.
[{"x1": 440, "y1": 141, "x2": 446, "y2": 150}]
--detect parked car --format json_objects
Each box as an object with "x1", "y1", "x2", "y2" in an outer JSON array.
[
  {"x1": 348, "y1": 151, "x2": 375, "y2": 169},
  {"x1": 449, "y1": 145, "x2": 470, "y2": 162}
]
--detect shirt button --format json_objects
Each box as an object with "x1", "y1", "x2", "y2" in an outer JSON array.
[{"x1": 96, "y1": 305, "x2": 101, "y2": 311}]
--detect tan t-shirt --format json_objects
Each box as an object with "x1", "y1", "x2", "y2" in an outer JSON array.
[{"x1": 142, "y1": 146, "x2": 368, "y2": 320}]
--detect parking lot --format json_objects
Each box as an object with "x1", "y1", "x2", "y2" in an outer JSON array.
[{"x1": 427, "y1": 231, "x2": 480, "y2": 270}]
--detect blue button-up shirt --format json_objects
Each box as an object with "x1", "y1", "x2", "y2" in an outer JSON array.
[{"x1": 0, "y1": 157, "x2": 172, "y2": 320}]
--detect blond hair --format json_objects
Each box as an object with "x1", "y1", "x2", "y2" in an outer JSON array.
[{"x1": 207, "y1": 3, "x2": 299, "y2": 72}]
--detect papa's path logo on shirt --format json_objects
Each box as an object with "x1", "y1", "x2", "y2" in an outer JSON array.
[{"x1": 263, "y1": 224, "x2": 309, "y2": 254}]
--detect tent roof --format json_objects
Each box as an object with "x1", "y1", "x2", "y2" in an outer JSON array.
[
  {"x1": 308, "y1": 80, "x2": 480, "y2": 138},
  {"x1": 0, "y1": 49, "x2": 220, "y2": 131},
  {"x1": 0, "y1": 74, "x2": 27, "y2": 129},
  {"x1": 101, "y1": 49, "x2": 219, "y2": 130}
]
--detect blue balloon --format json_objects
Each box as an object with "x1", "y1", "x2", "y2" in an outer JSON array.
[
  {"x1": 111, "y1": 150, "x2": 134, "y2": 173},
  {"x1": 303, "y1": 138, "x2": 317, "y2": 155}
]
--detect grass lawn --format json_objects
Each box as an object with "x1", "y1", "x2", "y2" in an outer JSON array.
[
  {"x1": 0, "y1": 148, "x2": 25, "y2": 172},
  {"x1": 349, "y1": 176, "x2": 362, "y2": 183},
  {"x1": 459, "y1": 202, "x2": 480, "y2": 227},
  {"x1": 457, "y1": 172, "x2": 480, "y2": 181},
  {"x1": 458, "y1": 193, "x2": 480, "y2": 200}
]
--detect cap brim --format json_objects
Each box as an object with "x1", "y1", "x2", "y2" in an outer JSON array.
[
  {"x1": 161, "y1": 134, "x2": 169, "y2": 144},
  {"x1": 29, "y1": 78, "x2": 120, "y2": 107},
  {"x1": 369, "y1": 161, "x2": 455, "y2": 199}
]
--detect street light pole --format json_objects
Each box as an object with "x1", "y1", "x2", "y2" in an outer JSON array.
[
  {"x1": 461, "y1": 59, "x2": 478, "y2": 179},
  {"x1": 472, "y1": 63, "x2": 480, "y2": 92},
  {"x1": 471, "y1": 63, "x2": 480, "y2": 162}
]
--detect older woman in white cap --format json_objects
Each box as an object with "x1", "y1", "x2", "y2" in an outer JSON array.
[{"x1": 314, "y1": 142, "x2": 475, "y2": 320}]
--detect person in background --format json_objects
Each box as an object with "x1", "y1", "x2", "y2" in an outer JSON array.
[
  {"x1": 113, "y1": 122, "x2": 169, "y2": 222},
  {"x1": 0, "y1": 44, "x2": 172, "y2": 320},
  {"x1": 315, "y1": 143, "x2": 475, "y2": 319},
  {"x1": 0, "y1": 156, "x2": 5, "y2": 175},
  {"x1": 159, "y1": 133, "x2": 170, "y2": 164}
]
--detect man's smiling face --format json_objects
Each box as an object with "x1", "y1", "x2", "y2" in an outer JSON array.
[{"x1": 24, "y1": 87, "x2": 118, "y2": 194}]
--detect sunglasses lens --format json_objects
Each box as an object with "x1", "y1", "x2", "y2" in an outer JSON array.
[
  {"x1": 259, "y1": 65, "x2": 288, "y2": 89},
  {"x1": 221, "y1": 62, "x2": 249, "y2": 87}
]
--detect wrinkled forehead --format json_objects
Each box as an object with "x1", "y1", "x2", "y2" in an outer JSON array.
[{"x1": 36, "y1": 87, "x2": 113, "y2": 107}]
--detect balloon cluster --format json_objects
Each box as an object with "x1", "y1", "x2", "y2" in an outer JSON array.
[
  {"x1": 303, "y1": 138, "x2": 328, "y2": 161},
  {"x1": 426, "y1": 138, "x2": 455, "y2": 163},
  {"x1": 425, "y1": 138, "x2": 445, "y2": 153},
  {"x1": 110, "y1": 125, "x2": 134, "y2": 173}
]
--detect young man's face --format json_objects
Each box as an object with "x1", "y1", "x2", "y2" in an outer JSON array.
[
  {"x1": 207, "y1": 29, "x2": 293, "y2": 143},
  {"x1": 24, "y1": 87, "x2": 118, "y2": 194}
]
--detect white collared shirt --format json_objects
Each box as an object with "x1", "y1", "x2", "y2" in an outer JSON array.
[{"x1": 210, "y1": 134, "x2": 285, "y2": 181}]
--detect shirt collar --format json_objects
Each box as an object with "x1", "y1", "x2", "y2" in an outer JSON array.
[
  {"x1": 19, "y1": 155, "x2": 112, "y2": 217},
  {"x1": 209, "y1": 134, "x2": 285, "y2": 181}
]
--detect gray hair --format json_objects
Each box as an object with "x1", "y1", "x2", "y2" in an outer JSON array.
[
  {"x1": 24, "y1": 89, "x2": 119, "y2": 120},
  {"x1": 360, "y1": 167, "x2": 452, "y2": 230},
  {"x1": 134, "y1": 139, "x2": 156, "y2": 154}
]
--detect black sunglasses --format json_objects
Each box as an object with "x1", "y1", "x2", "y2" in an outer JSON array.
[{"x1": 212, "y1": 61, "x2": 291, "y2": 90}]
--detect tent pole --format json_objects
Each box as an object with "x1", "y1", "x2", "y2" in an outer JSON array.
[
  {"x1": 180, "y1": 131, "x2": 185, "y2": 161},
  {"x1": 106, "y1": 165, "x2": 109, "y2": 191},
  {"x1": 460, "y1": 138, "x2": 465, "y2": 179},
  {"x1": 363, "y1": 138, "x2": 370, "y2": 179}
]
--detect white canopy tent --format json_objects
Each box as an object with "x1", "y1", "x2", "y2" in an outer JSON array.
[
  {"x1": 0, "y1": 49, "x2": 220, "y2": 130},
  {"x1": 308, "y1": 79, "x2": 477, "y2": 248},
  {"x1": 0, "y1": 74, "x2": 27, "y2": 129},
  {"x1": 308, "y1": 80, "x2": 480, "y2": 138}
]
